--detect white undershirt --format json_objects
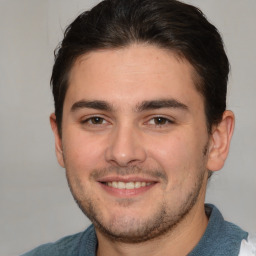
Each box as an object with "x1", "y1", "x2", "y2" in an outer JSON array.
[{"x1": 238, "y1": 233, "x2": 256, "y2": 256}]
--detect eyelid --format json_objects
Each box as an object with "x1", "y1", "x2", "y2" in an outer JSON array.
[
  {"x1": 79, "y1": 114, "x2": 175, "y2": 126},
  {"x1": 145, "y1": 115, "x2": 175, "y2": 125},
  {"x1": 80, "y1": 114, "x2": 110, "y2": 125}
]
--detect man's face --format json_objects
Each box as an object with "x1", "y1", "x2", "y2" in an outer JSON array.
[{"x1": 54, "y1": 44, "x2": 212, "y2": 242}]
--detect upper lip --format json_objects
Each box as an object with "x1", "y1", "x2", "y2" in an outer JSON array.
[{"x1": 97, "y1": 176, "x2": 159, "y2": 183}]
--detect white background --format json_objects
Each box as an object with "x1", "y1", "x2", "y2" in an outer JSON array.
[{"x1": 0, "y1": 1, "x2": 255, "y2": 255}]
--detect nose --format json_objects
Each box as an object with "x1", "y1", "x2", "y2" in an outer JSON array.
[{"x1": 105, "y1": 124, "x2": 147, "y2": 167}]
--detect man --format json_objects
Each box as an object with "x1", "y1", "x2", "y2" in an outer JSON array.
[{"x1": 22, "y1": 0, "x2": 255, "y2": 255}]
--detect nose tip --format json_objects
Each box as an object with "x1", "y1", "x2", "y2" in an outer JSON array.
[
  {"x1": 105, "y1": 149, "x2": 146, "y2": 167},
  {"x1": 105, "y1": 128, "x2": 147, "y2": 167}
]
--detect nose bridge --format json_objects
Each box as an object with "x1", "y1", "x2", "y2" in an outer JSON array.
[{"x1": 105, "y1": 121, "x2": 147, "y2": 166}]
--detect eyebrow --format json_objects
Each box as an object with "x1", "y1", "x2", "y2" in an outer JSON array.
[
  {"x1": 136, "y1": 99, "x2": 188, "y2": 112},
  {"x1": 71, "y1": 100, "x2": 113, "y2": 112},
  {"x1": 70, "y1": 98, "x2": 188, "y2": 113}
]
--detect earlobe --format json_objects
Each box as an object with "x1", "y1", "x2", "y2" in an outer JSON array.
[
  {"x1": 50, "y1": 113, "x2": 65, "y2": 168},
  {"x1": 207, "y1": 110, "x2": 235, "y2": 171}
]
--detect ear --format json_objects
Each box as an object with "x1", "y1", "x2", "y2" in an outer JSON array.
[
  {"x1": 50, "y1": 113, "x2": 65, "y2": 168},
  {"x1": 207, "y1": 110, "x2": 235, "y2": 171}
]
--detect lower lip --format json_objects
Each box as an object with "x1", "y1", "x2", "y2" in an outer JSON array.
[{"x1": 98, "y1": 182, "x2": 156, "y2": 198}]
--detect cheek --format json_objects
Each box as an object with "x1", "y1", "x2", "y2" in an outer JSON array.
[
  {"x1": 147, "y1": 133, "x2": 192, "y2": 167},
  {"x1": 146, "y1": 131, "x2": 206, "y2": 182},
  {"x1": 63, "y1": 129, "x2": 107, "y2": 173}
]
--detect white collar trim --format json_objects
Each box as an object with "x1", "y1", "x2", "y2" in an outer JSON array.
[{"x1": 239, "y1": 233, "x2": 256, "y2": 256}]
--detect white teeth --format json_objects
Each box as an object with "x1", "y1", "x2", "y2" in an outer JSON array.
[
  {"x1": 105, "y1": 181, "x2": 152, "y2": 189},
  {"x1": 125, "y1": 182, "x2": 135, "y2": 189},
  {"x1": 118, "y1": 182, "x2": 126, "y2": 189},
  {"x1": 112, "y1": 181, "x2": 118, "y2": 188},
  {"x1": 134, "y1": 182, "x2": 141, "y2": 188}
]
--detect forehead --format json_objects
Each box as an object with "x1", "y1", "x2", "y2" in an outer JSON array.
[{"x1": 66, "y1": 44, "x2": 203, "y2": 110}]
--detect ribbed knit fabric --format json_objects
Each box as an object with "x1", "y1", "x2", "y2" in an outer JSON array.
[
  {"x1": 21, "y1": 204, "x2": 248, "y2": 256},
  {"x1": 188, "y1": 204, "x2": 248, "y2": 256}
]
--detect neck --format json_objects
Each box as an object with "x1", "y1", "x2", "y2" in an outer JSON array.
[{"x1": 96, "y1": 198, "x2": 208, "y2": 256}]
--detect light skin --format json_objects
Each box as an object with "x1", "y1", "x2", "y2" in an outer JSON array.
[{"x1": 50, "y1": 44, "x2": 234, "y2": 256}]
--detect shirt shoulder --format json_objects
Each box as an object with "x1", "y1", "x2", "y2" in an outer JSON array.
[
  {"x1": 20, "y1": 225, "x2": 96, "y2": 256},
  {"x1": 238, "y1": 233, "x2": 256, "y2": 256},
  {"x1": 189, "y1": 204, "x2": 248, "y2": 256}
]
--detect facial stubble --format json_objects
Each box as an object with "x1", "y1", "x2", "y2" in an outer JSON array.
[{"x1": 65, "y1": 148, "x2": 208, "y2": 244}]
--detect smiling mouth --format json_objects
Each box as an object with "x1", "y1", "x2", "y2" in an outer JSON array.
[{"x1": 103, "y1": 181, "x2": 153, "y2": 189}]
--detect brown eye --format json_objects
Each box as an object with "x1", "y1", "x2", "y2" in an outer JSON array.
[
  {"x1": 147, "y1": 116, "x2": 174, "y2": 127},
  {"x1": 81, "y1": 116, "x2": 106, "y2": 125},
  {"x1": 153, "y1": 117, "x2": 169, "y2": 125},
  {"x1": 90, "y1": 117, "x2": 104, "y2": 124}
]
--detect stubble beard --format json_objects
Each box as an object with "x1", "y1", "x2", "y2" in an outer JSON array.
[{"x1": 65, "y1": 160, "x2": 207, "y2": 244}]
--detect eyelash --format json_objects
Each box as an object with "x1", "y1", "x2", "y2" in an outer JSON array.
[
  {"x1": 147, "y1": 116, "x2": 174, "y2": 126},
  {"x1": 80, "y1": 115, "x2": 174, "y2": 127},
  {"x1": 146, "y1": 116, "x2": 174, "y2": 129},
  {"x1": 81, "y1": 116, "x2": 108, "y2": 125}
]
